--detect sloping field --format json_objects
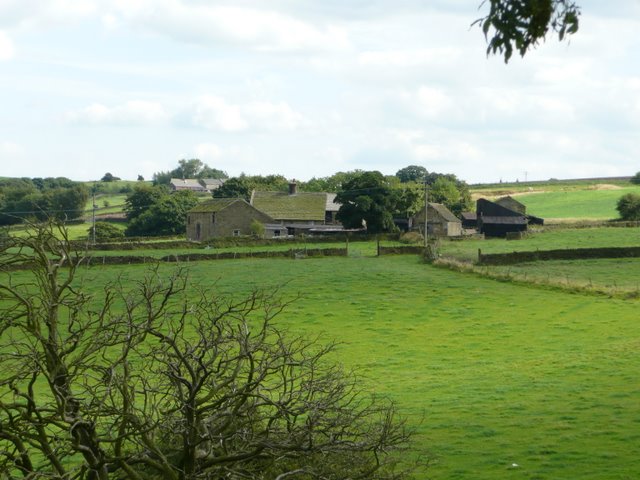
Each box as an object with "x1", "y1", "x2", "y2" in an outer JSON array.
[
  {"x1": 74, "y1": 254, "x2": 640, "y2": 480},
  {"x1": 513, "y1": 186, "x2": 640, "y2": 220}
]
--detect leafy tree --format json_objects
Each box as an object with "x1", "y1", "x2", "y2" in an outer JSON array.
[
  {"x1": 476, "y1": 0, "x2": 580, "y2": 62},
  {"x1": 124, "y1": 184, "x2": 167, "y2": 221},
  {"x1": 0, "y1": 223, "x2": 414, "y2": 479},
  {"x1": 137, "y1": 174, "x2": 145, "y2": 181},
  {"x1": 212, "y1": 177, "x2": 252, "y2": 201},
  {"x1": 153, "y1": 159, "x2": 228, "y2": 185},
  {"x1": 0, "y1": 181, "x2": 88, "y2": 225},
  {"x1": 396, "y1": 165, "x2": 427, "y2": 183},
  {"x1": 101, "y1": 172, "x2": 120, "y2": 182},
  {"x1": 630, "y1": 171, "x2": 640, "y2": 185},
  {"x1": 126, "y1": 190, "x2": 198, "y2": 236},
  {"x1": 616, "y1": 193, "x2": 640, "y2": 220},
  {"x1": 336, "y1": 171, "x2": 398, "y2": 233},
  {"x1": 302, "y1": 170, "x2": 365, "y2": 192}
]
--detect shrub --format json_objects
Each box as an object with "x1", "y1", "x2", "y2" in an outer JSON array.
[
  {"x1": 399, "y1": 231, "x2": 424, "y2": 244},
  {"x1": 89, "y1": 221, "x2": 125, "y2": 241},
  {"x1": 616, "y1": 193, "x2": 640, "y2": 220}
]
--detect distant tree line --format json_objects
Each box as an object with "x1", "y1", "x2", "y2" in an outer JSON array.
[
  {"x1": 153, "y1": 159, "x2": 228, "y2": 185},
  {"x1": 0, "y1": 177, "x2": 88, "y2": 225}
]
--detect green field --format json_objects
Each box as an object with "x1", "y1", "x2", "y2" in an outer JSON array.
[
  {"x1": 51, "y1": 251, "x2": 638, "y2": 480},
  {"x1": 470, "y1": 179, "x2": 640, "y2": 221}
]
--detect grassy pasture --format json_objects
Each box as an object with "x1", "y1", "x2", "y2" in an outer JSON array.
[
  {"x1": 470, "y1": 179, "x2": 640, "y2": 221},
  {"x1": 438, "y1": 227, "x2": 640, "y2": 262},
  {"x1": 24, "y1": 253, "x2": 636, "y2": 480}
]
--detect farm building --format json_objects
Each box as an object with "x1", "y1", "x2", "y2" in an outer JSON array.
[
  {"x1": 170, "y1": 178, "x2": 208, "y2": 193},
  {"x1": 251, "y1": 182, "x2": 343, "y2": 235},
  {"x1": 186, "y1": 198, "x2": 274, "y2": 241},
  {"x1": 476, "y1": 198, "x2": 528, "y2": 237},
  {"x1": 411, "y1": 202, "x2": 463, "y2": 237},
  {"x1": 200, "y1": 178, "x2": 225, "y2": 192},
  {"x1": 495, "y1": 195, "x2": 526, "y2": 214},
  {"x1": 460, "y1": 211, "x2": 477, "y2": 229}
]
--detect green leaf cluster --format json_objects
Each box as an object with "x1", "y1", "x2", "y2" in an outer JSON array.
[{"x1": 476, "y1": 0, "x2": 580, "y2": 62}]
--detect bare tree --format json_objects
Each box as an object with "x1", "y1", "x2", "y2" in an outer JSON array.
[{"x1": 0, "y1": 222, "x2": 414, "y2": 479}]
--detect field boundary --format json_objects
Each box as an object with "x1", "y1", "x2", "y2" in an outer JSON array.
[{"x1": 478, "y1": 246, "x2": 640, "y2": 265}]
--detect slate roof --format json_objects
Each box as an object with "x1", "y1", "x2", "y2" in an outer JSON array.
[
  {"x1": 188, "y1": 198, "x2": 242, "y2": 213},
  {"x1": 325, "y1": 193, "x2": 340, "y2": 212},
  {"x1": 170, "y1": 178, "x2": 207, "y2": 191},
  {"x1": 201, "y1": 178, "x2": 225, "y2": 190},
  {"x1": 251, "y1": 191, "x2": 327, "y2": 221},
  {"x1": 429, "y1": 203, "x2": 460, "y2": 222},
  {"x1": 461, "y1": 211, "x2": 477, "y2": 221}
]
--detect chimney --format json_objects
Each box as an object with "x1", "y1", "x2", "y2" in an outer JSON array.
[{"x1": 288, "y1": 181, "x2": 298, "y2": 195}]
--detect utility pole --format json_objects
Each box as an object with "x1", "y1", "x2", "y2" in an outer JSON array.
[
  {"x1": 91, "y1": 184, "x2": 97, "y2": 246},
  {"x1": 424, "y1": 181, "x2": 428, "y2": 249}
]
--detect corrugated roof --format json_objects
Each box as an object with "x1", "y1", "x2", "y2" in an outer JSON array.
[
  {"x1": 252, "y1": 191, "x2": 327, "y2": 221},
  {"x1": 188, "y1": 198, "x2": 241, "y2": 213},
  {"x1": 480, "y1": 216, "x2": 527, "y2": 225}
]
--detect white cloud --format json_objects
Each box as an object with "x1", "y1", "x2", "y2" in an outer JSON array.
[
  {"x1": 358, "y1": 47, "x2": 460, "y2": 68},
  {"x1": 111, "y1": 1, "x2": 350, "y2": 53},
  {"x1": 0, "y1": 31, "x2": 15, "y2": 60},
  {"x1": 0, "y1": 141, "x2": 24, "y2": 157},
  {"x1": 67, "y1": 100, "x2": 168, "y2": 126},
  {"x1": 190, "y1": 95, "x2": 304, "y2": 132},
  {"x1": 194, "y1": 143, "x2": 222, "y2": 161}
]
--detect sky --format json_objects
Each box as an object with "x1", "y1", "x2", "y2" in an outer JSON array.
[{"x1": 1, "y1": 0, "x2": 639, "y2": 184}]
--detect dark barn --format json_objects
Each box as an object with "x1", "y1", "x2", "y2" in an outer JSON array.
[{"x1": 476, "y1": 198, "x2": 528, "y2": 237}]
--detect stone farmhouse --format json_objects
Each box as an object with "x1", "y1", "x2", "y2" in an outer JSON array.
[
  {"x1": 186, "y1": 198, "x2": 273, "y2": 241},
  {"x1": 250, "y1": 182, "x2": 343, "y2": 236},
  {"x1": 410, "y1": 202, "x2": 463, "y2": 237},
  {"x1": 170, "y1": 178, "x2": 208, "y2": 193},
  {"x1": 170, "y1": 178, "x2": 226, "y2": 194}
]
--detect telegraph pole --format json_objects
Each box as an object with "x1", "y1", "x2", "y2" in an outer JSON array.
[
  {"x1": 91, "y1": 184, "x2": 97, "y2": 246},
  {"x1": 424, "y1": 181, "x2": 428, "y2": 249}
]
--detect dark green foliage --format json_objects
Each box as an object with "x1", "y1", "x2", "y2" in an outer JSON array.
[
  {"x1": 101, "y1": 172, "x2": 120, "y2": 182},
  {"x1": 0, "y1": 178, "x2": 88, "y2": 225},
  {"x1": 336, "y1": 171, "x2": 398, "y2": 233},
  {"x1": 476, "y1": 0, "x2": 580, "y2": 62},
  {"x1": 302, "y1": 170, "x2": 365, "y2": 192},
  {"x1": 153, "y1": 159, "x2": 228, "y2": 185},
  {"x1": 630, "y1": 172, "x2": 640, "y2": 185},
  {"x1": 212, "y1": 177, "x2": 252, "y2": 200},
  {"x1": 616, "y1": 193, "x2": 640, "y2": 220},
  {"x1": 396, "y1": 165, "x2": 427, "y2": 183},
  {"x1": 89, "y1": 221, "x2": 124, "y2": 241},
  {"x1": 126, "y1": 189, "x2": 198, "y2": 236}
]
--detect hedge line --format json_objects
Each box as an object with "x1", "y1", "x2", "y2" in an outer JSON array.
[{"x1": 478, "y1": 246, "x2": 640, "y2": 265}]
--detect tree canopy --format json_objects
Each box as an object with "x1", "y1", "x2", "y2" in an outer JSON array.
[
  {"x1": 153, "y1": 159, "x2": 228, "y2": 185},
  {"x1": 0, "y1": 177, "x2": 88, "y2": 225},
  {"x1": 336, "y1": 171, "x2": 398, "y2": 233},
  {"x1": 476, "y1": 0, "x2": 580, "y2": 62},
  {"x1": 124, "y1": 185, "x2": 198, "y2": 236}
]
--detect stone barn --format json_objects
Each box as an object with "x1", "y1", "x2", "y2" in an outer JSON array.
[
  {"x1": 411, "y1": 202, "x2": 462, "y2": 237},
  {"x1": 186, "y1": 198, "x2": 274, "y2": 241}
]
